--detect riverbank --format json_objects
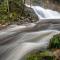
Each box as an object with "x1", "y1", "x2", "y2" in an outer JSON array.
[
  {"x1": 0, "y1": 0, "x2": 38, "y2": 30},
  {"x1": 0, "y1": 6, "x2": 38, "y2": 30}
]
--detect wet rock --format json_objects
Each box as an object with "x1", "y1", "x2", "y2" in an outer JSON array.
[
  {"x1": 32, "y1": 0, "x2": 60, "y2": 12},
  {"x1": 53, "y1": 49, "x2": 60, "y2": 60}
]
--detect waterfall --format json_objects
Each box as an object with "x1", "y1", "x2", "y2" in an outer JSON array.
[
  {"x1": 0, "y1": 4, "x2": 60, "y2": 60},
  {"x1": 32, "y1": 6, "x2": 60, "y2": 19},
  {"x1": 25, "y1": 4, "x2": 60, "y2": 20}
]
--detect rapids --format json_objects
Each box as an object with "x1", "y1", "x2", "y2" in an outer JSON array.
[{"x1": 0, "y1": 5, "x2": 60, "y2": 60}]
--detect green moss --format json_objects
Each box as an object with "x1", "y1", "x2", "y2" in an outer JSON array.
[
  {"x1": 49, "y1": 34, "x2": 60, "y2": 49},
  {"x1": 25, "y1": 51, "x2": 54, "y2": 60}
]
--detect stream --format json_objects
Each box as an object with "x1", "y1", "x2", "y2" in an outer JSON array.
[{"x1": 0, "y1": 5, "x2": 60, "y2": 60}]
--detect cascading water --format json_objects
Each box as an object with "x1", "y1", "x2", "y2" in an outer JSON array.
[
  {"x1": 0, "y1": 4, "x2": 60, "y2": 60},
  {"x1": 26, "y1": 4, "x2": 60, "y2": 19},
  {"x1": 32, "y1": 6, "x2": 60, "y2": 19}
]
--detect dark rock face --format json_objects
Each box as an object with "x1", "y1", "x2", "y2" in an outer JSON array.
[
  {"x1": 43, "y1": 0, "x2": 60, "y2": 12},
  {"x1": 52, "y1": 0, "x2": 60, "y2": 3},
  {"x1": 32, "y1": 0, "x2": 60, "y2": 12},
  {"x1": 15, "y1": 6, "x2": 39, "y2": 25},
  {"x1": 9, "y1": 1, "x2": 38, "y2": 25}
]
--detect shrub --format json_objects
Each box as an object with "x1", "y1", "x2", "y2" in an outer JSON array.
[{"x1": 49, "y1": 34, "x2": 60, "y2": 49}]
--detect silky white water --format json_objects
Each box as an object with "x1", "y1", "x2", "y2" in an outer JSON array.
[
  {"x1": 32, "y1": 6, "x2": 60, "y2": 19},
  {"x1": 26, "y1": 4, "x2": 60, "y2": 19},
  {"x1": 0, "y1": 5, "x2": 60, "y2": 60}
]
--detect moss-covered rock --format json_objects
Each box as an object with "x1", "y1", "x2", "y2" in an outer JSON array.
[
  {"x1": 49, "y1": 34, "x2": 60, "y2": 49},
  {"x1": 25, "y1": 51, "x2": 54, "y2": 60}
]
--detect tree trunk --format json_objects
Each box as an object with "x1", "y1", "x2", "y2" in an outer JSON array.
[{"x1": 7, "y1": 0, "x2": 9, "y2": 13}]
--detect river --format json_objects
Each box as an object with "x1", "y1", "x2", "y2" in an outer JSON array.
[{"x1": 0, "y1": 5, "x2": 60, "y2": 60}]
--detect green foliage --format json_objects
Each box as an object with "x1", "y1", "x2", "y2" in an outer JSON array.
[
  {"x1": 25, "y1": 51, "x2": 54, "y2": 60},
  {"x1": 0, "y1": 0, "x2": 25, "y2": 22},
  {"x1": 0, "y1": 0, "x2": 8, "y2": 21},
  {"x1": 49, "y1": 34, "x2": 60, "y2": 49},
  {"x1": 0, "y1": 0, "x2": 8, "y2": 13},
  {"x1": 0, "y1": 0, "x2": 37, "y2": 24}
]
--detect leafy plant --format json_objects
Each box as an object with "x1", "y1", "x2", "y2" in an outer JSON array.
[
  {"x1": 49, "y1": 34, "x2": 60, "y2": 49},
  {"x1": 0, "y1": 0, "x2": 25, "y2": 21},
  {"x1": 25, "y1": 51, "x2": 54, "y2": 60}
]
